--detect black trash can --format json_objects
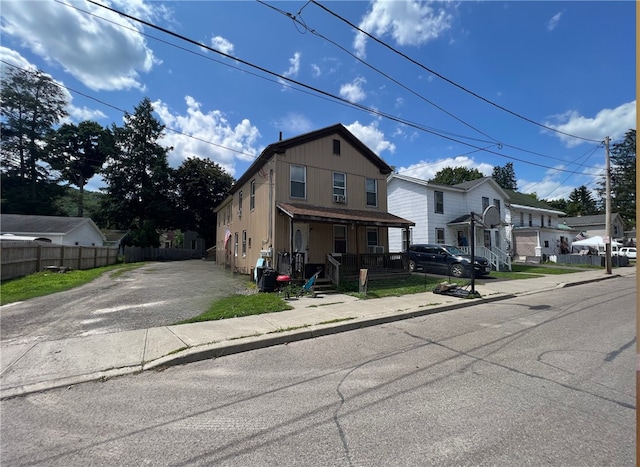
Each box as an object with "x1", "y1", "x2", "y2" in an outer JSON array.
[{"x1": 258, "y1": 267, "x2": 276, "y2": 292}]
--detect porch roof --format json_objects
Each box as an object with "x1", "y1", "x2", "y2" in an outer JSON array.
[{"x1": 277, "y1": 202, "x2": 415, "y2": 228}]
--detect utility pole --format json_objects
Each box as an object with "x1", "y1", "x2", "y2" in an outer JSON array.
[{"x1": 604, "y1": 136, "x2": 612, "y2": 274}]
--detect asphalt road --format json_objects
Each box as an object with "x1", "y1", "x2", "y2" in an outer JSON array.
[
  {"x1": 1, "y1": 276, "x2": 635, "y2": 466},
  {"x1": 0, "y1": 260, "x2": 250, "y2": 345}
]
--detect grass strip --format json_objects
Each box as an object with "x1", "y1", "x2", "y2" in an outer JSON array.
[
  {"x1": 176, "y1": 292, "x2": 294, "y2": 324},
  {"x1": 0, "y1": 262, "x2": 146, "y2": 305}
]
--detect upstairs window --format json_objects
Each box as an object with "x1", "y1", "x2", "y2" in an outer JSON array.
[
  {"x1": 333, "y1": 172, "x2": 346, "y2": 201},
  {"x1": 482, "y1": 197, "x2": 489, "y2": 211},
  {"x1": 333, "y1": 139, "x2": 341, "y2": 155},
  {"x1": 290, "y1": 165, "x2": 306, "y2": 199},
  {"x1": 493, "y1": 199, "x2": 501, "y2": 215},
  {"x1": 366, "y1": 178, "x2": 378, "y2": 207},
  {"x1": 238, "y1": 191, "x2": 243, "y2": 216},
  {"x1": 250, "y1": 180, "x2": 256, "y2": 210},
  {"x1": 434, "y1": 191, "x2": 444, "y2": 214}
]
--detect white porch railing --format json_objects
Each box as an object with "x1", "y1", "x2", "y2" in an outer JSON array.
[{"x1": 460, "y1": 246, "x2": 512, "y2": 271}]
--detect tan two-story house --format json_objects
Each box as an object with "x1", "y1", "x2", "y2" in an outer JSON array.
[{"x1": 215, "y1": 124, "x2": 414, "y2": 283}]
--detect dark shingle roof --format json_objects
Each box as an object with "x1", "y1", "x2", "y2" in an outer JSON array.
[
  {"x1": 1, "y1": 214, "x2": 96, "y2": 234},
  {"x1": 505, "y1": 190, "x2": 563, "y2": 212}
]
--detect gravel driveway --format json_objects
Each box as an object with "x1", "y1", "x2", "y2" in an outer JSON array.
[{"x1": 0, "y1": 260, "x2": 251, "y2": 345}]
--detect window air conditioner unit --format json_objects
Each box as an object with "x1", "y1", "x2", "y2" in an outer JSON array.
[{"x1": 333, "y1": 194, "x2": 346, "y2": 204}]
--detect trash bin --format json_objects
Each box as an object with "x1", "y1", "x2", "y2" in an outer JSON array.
[{"x1": 258, "y1": 267, "x2": 276, "y2": 292}]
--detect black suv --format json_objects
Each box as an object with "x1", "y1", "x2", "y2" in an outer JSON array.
[{"x1": 408, "y1": 244, "x2": 491, "y2": 278}]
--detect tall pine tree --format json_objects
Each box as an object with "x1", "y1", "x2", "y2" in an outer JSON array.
[
  {"x1": 1, "y1": 67, "x2": 68, "y2": 214},
  {"x1": 100, "y1": 98, "x2": 175, "y2": 246},
  {"x1": 608, "y1": 130, "x2": 636, "y2": 227}
]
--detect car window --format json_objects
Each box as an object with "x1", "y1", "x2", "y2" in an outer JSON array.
[{"x1": 426, "y1": 247, "x2": 440, "y2": 254}]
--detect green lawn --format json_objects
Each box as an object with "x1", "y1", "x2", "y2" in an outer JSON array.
[{"x1": 0, "y1": 262, "x2": 146, "y2": 305}]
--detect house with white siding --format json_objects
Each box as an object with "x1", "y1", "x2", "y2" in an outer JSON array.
[
  {"x1": 387, "y1": 175, "x2": 511, "y2": 270},
  {"x1": 1, "y1": 214, "x2": 106, "y2": 246},
  {"x1": 504, "y1": 190, "x2": 570, "y2": 260}
]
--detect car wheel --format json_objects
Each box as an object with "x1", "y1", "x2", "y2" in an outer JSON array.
[
  {"x1": 409, "y1": 260, "x2": 416, "y2": 272},
  {"x1": 450, "y1": 263, "x2": 465, "y2": 278}
]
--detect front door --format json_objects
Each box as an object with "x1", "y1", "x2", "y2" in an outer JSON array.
[{"x1": 292, "y1": 223, "x2": 309, "y2": 278}]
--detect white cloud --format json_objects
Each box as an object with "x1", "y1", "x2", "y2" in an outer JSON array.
[
  {"x1": 1, "y1": 0, "x2": 159, "y2": 91},
  {"x1": 340, "y1": 77, "x2": 367, "y2": 103},
  {"x1": 346, "y1": 120, "x2": 395, "y2": 155},
  {"x1": 547, "y1": 12, "x2": 562, "y2": 31},
  {"x1": 546, "y1": 101, "x2": 636, "y2": 147},
  {"x1": 211, "y1": 36, "x2": 234, "y2": 55},
  {"x1": 354, "y1": 0, "x2": 453, "y2": 58},
  {"x1": 310, "y1": 63, "x2": 321, "y2": 78},
  {"x1": 397, "y1": 156, "x2": 493, "y2": 181},
  {"x1": 278, "y1": 52, "x2": 301, "y2": 88},
  {"x1": 1, "y1": 47, "x2": 108, "y2": 124},
  {"x1": 272, "y1": 113, "x2": 314, "y2": 137},
  {"x1": 153, "y1": 96, "x2": 261, "y2": 176}
]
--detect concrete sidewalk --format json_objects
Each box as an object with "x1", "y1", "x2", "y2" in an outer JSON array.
[{"x1": 1, "y1": 267, "x2": 634, "y2": 399}]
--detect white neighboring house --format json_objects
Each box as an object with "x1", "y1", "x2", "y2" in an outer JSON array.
[
  {"x1": 387, "y1": 175, "x2": 511, "y2": 270},
  {"x1": 504, "y1": 190, "x2": 571, "y2": 260},
  {"x1": 0, "y1": 214, "x2": 106, "y2": 246}
]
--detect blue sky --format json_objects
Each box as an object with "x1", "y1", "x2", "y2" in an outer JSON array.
[{"x1": 1, "y1": 1, "x2": 635, "y2": 200}]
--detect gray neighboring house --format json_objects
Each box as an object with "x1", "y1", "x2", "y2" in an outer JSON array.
[
  {"x1": 1, "y1": 214, "x2": 106, "y2": 246},
  {"x1": 560, "y1": 213, "x2": 627, "y2": 243}
]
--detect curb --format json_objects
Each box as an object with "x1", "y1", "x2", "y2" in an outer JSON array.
[{"x1": 1, "y1": 273, "x2": 627, "y2": 399}]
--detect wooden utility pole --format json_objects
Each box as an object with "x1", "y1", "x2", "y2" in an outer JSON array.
[{"x1": 604, "y1": 136, "x2": 612, "y2": 274}]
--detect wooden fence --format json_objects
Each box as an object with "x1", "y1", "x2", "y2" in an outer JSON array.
[
  {"x1": 1, "y1": 241, "x2": 119, "y2": 281},
  {"x1": 123, "y1": 246, "x2": 204, "y2": 263}
]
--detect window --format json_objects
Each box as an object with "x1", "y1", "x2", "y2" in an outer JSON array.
[
  {"x1": 238, "y1": 191, "x2": 243, "y2": 217},
  {"x1": 333, "y1": 172, "x2": 346, "y2": 198},
  {"x1": 366, "y1": 178, "x2": 378, "y2": 207},
  {"x1": 333, "y1": 139, "x2": 341, "y2": 155},
  {"x1": 540, "y1": 215, "x2": 544, "y2": 226},
  {"x1": 290, "y1": 165, "x2": 306, "y2": 198},
  {"x1": 334, "y1": 225, "x2": 347, "y2": 253},
  {"x1": 434, "y1": 191, "x2": 444, "y2": 214},
  {"x1": 482, "y1": 197, "x2": 489, "y2": 211},
  {"x1": 242, "y1": 230, "x2": 247, "y2": 257},
  {"x1": 544, "y1": 240, "x2": 549, "y2": 248},
  {"x1": 366, "y1": 227, "x2": 378, "y2": 250},
  {"x1": 493, "y1": 199, "x2": 501, "y2": 215},
  {"x1": 403, "y1": 227, "x2": 413, "y2": 252},
  {"x1": 436, "y1": 228, "x2": 445, "y2": 244},
  {"x1": 519, "y1": 212, "x2": 524, "y2": 227},
  {"x1": 528, "y1": 213, "x2": 532, "y2": 227},
  {"x1": 234, "y1": 232, "x2": 238, "y2": 257},
  {"x1": 250, "y1": 180, "x2": 256, "y2": 210},
  {"x1": 547, "y1": 216, "x2": 551, "y2": 227}
]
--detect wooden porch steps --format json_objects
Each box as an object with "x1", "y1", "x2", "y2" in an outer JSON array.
[{"x1": 313, "y1": 278, "x2": 339, "y2": 294}]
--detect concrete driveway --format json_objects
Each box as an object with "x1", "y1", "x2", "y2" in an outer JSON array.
[{"x1": 0, "y1": 260, "x2": 250, "y2": 345}]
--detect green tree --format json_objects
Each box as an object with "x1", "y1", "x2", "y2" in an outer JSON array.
[
  {"x1": 545, "y1": 198, "x2": 568, "y2": 213},
  {"x1": 47, "y1": 121, "x2": 115, "y2": 217},
  {"x1": 173, "y1": 157, "x2": 235, "y2": 248},
  {"x1": 606, "y1": 130, "x2": 636, "y2": 227},
  {"x1": 492, "y1": 162, "x2": 517, "y2": 190},
  {"x1": 100, "y1": 98, "x2": 175, "y2": 246},
  {"x1": 429, "y1": 166, "x2": 484, "y2": 185},
  {"x1": 1, "y1": 67, "x2": 68, "y2": 213},
  {"x1": 567, "y1": 185, "x2": 598, "y2": 217}
]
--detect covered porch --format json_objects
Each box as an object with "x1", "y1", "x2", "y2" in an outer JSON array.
[{"x1": 275, "y1": 202, "x2": 414, "y2": 285}]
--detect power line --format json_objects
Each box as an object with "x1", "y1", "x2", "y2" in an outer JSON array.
[
  {"x1": 257, "y1": 0, "x2": 502, "y2": 145},
  {"x1": 310, "y1": 0, "x2": 603, "y2": 145},
  {"x1": 76, "y1": 0, "x2": 603, "y2": 175},
  {"x1": 0, "y1": 60, "x2": 259, "y2": 161},
  {"x1": 261, "y1": 0, "x2": 604, "y2": 173}
]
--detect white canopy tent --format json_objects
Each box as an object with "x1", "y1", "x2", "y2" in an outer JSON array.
[{"x1": 572, "y1": 236, "x2": 621, "y2": 255}]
